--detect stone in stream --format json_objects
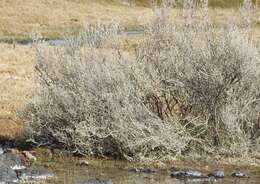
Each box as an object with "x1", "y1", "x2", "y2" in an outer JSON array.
[
  {"x1": 0, "y1": 153, "x2": 25, "y2": 170},
  {"x1": 16, "y1": 166, "x2": 54, "y2": 181},
  {"x1": 231, "y1": 171, "x2": 249, "y2": 178},
  {"x1": 0, "y1": 140, "x2": 14, "y2": 155},
  {"x1": 170, "y1": 168, "x2": 206, "y2": 178},
  {"x1": 0, "y1": 163, "x2": 19, "y2": 183},
  {"x1": 140, "y1": 168, "x2": 158, "y2": 173},
  {"x1": 22, "y1": 151, "x2": 37, "y2": 162},
  {"x1": 0, "y1": 145, "x2": 4, "y2": 155},
  {"x1": 207, "y1": 170, "x2": 225, "y2": 178},
  {"x1": 74, "y1": 179, "x2": 113, "y2": 184}
]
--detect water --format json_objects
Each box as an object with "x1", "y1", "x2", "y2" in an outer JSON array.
[
  {"x1": 0, "y1": 31, "x2": 144, "y2": 46},
  {"x1": 45, "y1": 30, "x2": 144, "y2": 46},
  {"x1": 47, "y1": 39, "x2": 67, "y2": 46},
  {"x1": 122, "y1": 30, "x2": 144, "y2": 36},
  {"x1": 42, "y1": 158, "x2": 260, "y2": 184}
]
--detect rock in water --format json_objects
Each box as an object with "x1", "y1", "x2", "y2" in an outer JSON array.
[
  {"x1": 74, "y1": 179, "x2": 113, "y2": 184},
  {"x1": 0, "y1": 153, "x2": 25, "y2": 170},
  {"x1": 231, "y1": 171, "x2": 249, "y2": 178},
  {"x1": 0, "y1": 145, "x2": 4, "y2": 155},
  {"x1": 140, "y1": 168, "x2": 158, "y2": 173},
  {"x1": 16, "y1": 166, "x2": 54, "y2": 181},
  {"x1": 208, "y1": 170, "x2": 225, "y2": 178},
  {"x1": 0, "y1": 163, "x2": 18, "y2": 183},
  {"x1": 22, "y1": 151, "x2": 37, "y2": 162},
  {"x1": 170, "y1": 168, "x2": 205, "y2": 178}
]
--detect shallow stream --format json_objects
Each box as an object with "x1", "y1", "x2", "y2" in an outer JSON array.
[
  {"x1": 0, "y1": 30, "x2": 144, "y2": 46},
  {"x1": 41, "y1": 157, "x2": 260, "y2": 184}
]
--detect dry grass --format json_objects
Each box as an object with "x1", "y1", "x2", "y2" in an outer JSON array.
[
  {"x1": 0, "y1": 0, "x2": 259, "y2": 38},
  {"x1": 0, "y1": 44, "x2": 35, "y2": 138},
  {"x1": 0, "y1": 0, "x2": 151, "y2": 37}
]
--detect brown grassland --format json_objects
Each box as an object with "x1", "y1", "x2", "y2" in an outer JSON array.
[
  {"x1": 0, "y1": 44, "x2": 34, "y2": 137},
  {"x1": 0, "y1": 0, "x2": 260, "y2": 138},
  {"x1": 0, "y1": 0, "x2": 259, "y2": 38},
  {"x1": 0, "y1": 0, "x2": 151, "y2": 38}
]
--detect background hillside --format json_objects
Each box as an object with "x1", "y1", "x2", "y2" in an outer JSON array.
[{"x1": 0, "y1": 0, "x2": 259, "y2": 38}]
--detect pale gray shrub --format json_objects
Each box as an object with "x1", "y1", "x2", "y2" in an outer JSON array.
[
  {"x1": 137, "y1": 0, "x2": 260, "y2": 156},
  {"x1": 22, "y1": 27, "x2": 191, "y2": 160},
  {"x1": 62, "y1": 23, "x2": 120, "y2": 50},
  {"x1": 79, "y1": 23, "x2": 120, "y2": 48},
  {"x1": 22, "y1": 0, "x2": 260, "y2": 160}
]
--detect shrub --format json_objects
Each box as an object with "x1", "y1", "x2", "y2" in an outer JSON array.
[
  {"x1": 22, "y1": 23, "x2": 192, "y2": 160},
  {"x1": 137, "y1": 0, "x2": 260, "y2": 156},
  {"x1": 22, "y1": 0, "x2": 260, "y2": 160}
]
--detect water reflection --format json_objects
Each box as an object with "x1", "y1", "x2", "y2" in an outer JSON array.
[{"x1": 50, "y1": 160, "x2": 259, "y2": 184}]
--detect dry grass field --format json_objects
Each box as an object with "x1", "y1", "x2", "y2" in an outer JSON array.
[
  {"x1": 0, "y1": 0, "x2": 260, "y2": 139},
  {"x1": 0, "y1": 0, "x2": 259, "y2": 38},
  {"x1": 0, "y1": 44, "x2": 35, "y2": 138},
  {"x1": 0, "y1": 0, "x2": 151, "y2": 38}
]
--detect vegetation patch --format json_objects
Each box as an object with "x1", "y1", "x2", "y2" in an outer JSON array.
[{"x1": 21, "y1": 0, "x2": 260, "y2": 161}]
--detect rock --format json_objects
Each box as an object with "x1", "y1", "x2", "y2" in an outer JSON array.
[
  {"x1": 6, "y1": 149, "x2": 19, "y2": 155},
  {"x1": 16, "y1": 166, "x2": 54, "y2": 181},
  {"x1": 0, "y1": 145, "x2": 4, "y2": 155},
  {"x1": 208, "y1": 170, "x2": 225, "y2": 178},
  {"x1": 22, "y1": 151, "x2": 37, "y2": 162},
  {"x1": 231, "y1": 171, "x2": 249, "y2": 178},
  {"x1": 74, "y1": 179, "x2": 113, "y2": 184},
  {"x1": 76, "y1": 160, "x2": 89, "y2": 166},
  {"x1": 170, "y1": 168, "x2": 205, "y2": 178},
  {"x1": 0, "y1": 140, "x2": 14, "y2": 155},
  {"x1": 0, "y1": 153, "x2": 25, "y2": 170},
  {"x1": 0, "y1": 163, "x2": 18, "y2": 183},
  {"x1": 139, "y1": 168, "x2": 158, "y2": 173}
]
